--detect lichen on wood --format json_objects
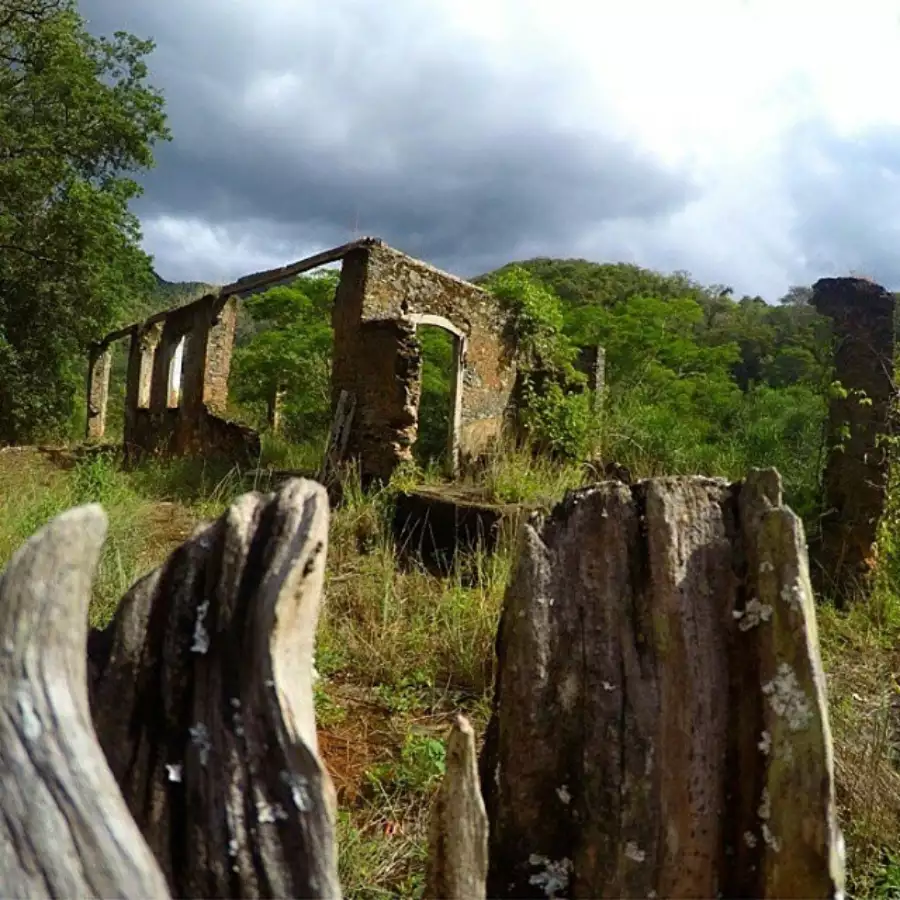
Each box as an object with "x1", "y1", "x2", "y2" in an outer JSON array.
[
  {"x1": 478, "y1": 469, "x2": 844, "y2": 898},
  {"x1": 0, "y1": 505, "x2": 170, "y2": 898},
  {"x1": 89, "y1": 478, "x2": 340, "y2": 899}
]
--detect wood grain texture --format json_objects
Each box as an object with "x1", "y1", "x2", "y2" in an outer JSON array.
[
  {"x1": 89, "y1": 478, "x2": 340, "y2": 899},
  {"x1": 479, "y1": 470, "x2": 844, "y2": 899},
  {"x1": 0, "y1": 505, "x2": 170, "y2": 899},
  {"x1": 426, "y1": 715, "x2": 488, "y2": 900}
]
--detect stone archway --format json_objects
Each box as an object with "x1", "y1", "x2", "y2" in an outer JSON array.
[{"x1": 403, "y1": 313, "x2": 467, "y2": 475}]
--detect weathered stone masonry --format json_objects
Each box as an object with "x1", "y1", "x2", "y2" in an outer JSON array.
[
  {"x1": 87, "y1": 292, "x2": 257, "y2": 460},
  {"x1": 812, "y1": 276, "x2": 896, "y2": 600},
  {"x1": 332, "y1": 240, "x2": 516, "y2": 480},
  {"x1": 88, "y1": 237, "x2": 515, "y2": 478}
]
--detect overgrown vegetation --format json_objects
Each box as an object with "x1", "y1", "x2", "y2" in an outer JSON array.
[
  {"x1": 0, "y1": 0, "x2": 170, "y2": 443},
  {"x1": 2, "y1": 428, "x2": 899, "y2": 896},
  {"x1": 229, "y1": 269, "x2": 338, "y2": 445},
  {"x1": 2, "y1": 1, "x2": 899, "y2": 892},
  {"x1": 75, "y1": 254, "x2": 893, "y2": 895}
]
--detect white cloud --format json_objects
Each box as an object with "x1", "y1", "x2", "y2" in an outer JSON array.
[
  {"x1": 114, "y1": 0, "x2": 900, "y2": 296},
  {"x1": 143, "y1": 216, "x2": 327, "y2": 284}
]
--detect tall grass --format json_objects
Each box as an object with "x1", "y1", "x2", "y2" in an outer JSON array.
[
  {"x1": 0, "y1": 427, "x2": 898, "y2": 896},
  {"x1": 0, "y1": 449, "x2": 248, "y2": 626}
]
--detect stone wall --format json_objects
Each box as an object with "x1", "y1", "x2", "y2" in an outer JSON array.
[
  {"x1": 203, "y1": 298, "x2": 238, "y2": 415},
  {"x1": 812, "y1": 276, "x2": 896, "y2": 600},
  {"x1": 89, "y1": 292, "x2": 258, "y2": 462},
  {"x1": 85, "y1": 343, "x2": 114, "y2": 440},
  {"x1": 333, "y1": 241, "x2": 515, "y2": 480},
  {"x1": 90, "y1": 236, "x2": 512, "y2": 477}
]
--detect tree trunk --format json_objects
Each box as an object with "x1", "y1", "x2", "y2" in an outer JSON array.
[
  {"x1": 478, "y1": 470, "x2": 844, "y2": 899},
  {"x1": 89, "y1": 478, "x2": 340, "y2": 899},
  {"x1": 0, "y1": 505, "x2": 170, "y2": 898}
]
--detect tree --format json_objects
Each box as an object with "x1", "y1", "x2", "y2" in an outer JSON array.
[
  {"x1": 229, "y1": 271, "x2": 338, "y2": 442},
  {"x1": 0, "y1": 0, "x2": 169, "y2": 442}
]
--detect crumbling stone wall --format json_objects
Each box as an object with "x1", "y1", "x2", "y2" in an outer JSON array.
[
  {"x1": 203, "y1": 298, "x2": 238, "y2": 416},
  {"x1": 332, "y1": 240, "x2": 514, "y2": 481},
  {"x1": 89, "y1": 293, "x2": 258, "y2": 462},
  {"x1": 812, "y1": 276, "x2": 896, "y2": 600},
  {"x1": 90, "y1": 236, "x2": 511, "y2": 476},
  {"x1": 85, "y1": 343, "x2": 114, "y2": 440}
]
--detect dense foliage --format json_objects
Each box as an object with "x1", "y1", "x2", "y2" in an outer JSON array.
[
  {"x1": 229, "y1": 270, "x2": 338, "y2": 443},
  {"x1": 481, "y1": 265, "x2": 592, "y2": 458},
  {"x1": 478, "y1": 259, "x2": 833, "y2": 517},
  {"x1": 221, "y1": 256, "x2": 833, "y2": 523},
  {"x1": 0, "y1": 0, "x2": 169, "y2": 441},
  {"x1": 413, "y1": 326, "x2": 455, "y2": 467}
]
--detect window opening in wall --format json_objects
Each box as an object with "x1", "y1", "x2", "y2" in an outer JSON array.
[
  {"x1": 413, "y1": 324, "x2": 461, "y2": 473},
  {"x1": 228, "y1": 267, "x2": 339, "y2": 464},
  {"x1": 167, "y1": 335, "x2": 187, "y2": 408},
  {"x1": 103, "y1": 337, "x2": 130, "y2": 442}
]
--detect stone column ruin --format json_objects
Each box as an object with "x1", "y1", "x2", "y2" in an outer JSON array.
[
  {"x1": 811, "y1": 276, "x2": 896, "y2": 601},
  {"x1": 85, "y1": 343, "x2": 113, "y2": 440}
]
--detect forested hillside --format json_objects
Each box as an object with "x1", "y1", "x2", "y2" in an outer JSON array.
[
  {"x1": 487, "y1": 259, "x2": 832, "y2": 517},
  {"x1": 218, "y1": 256, "x2": 833, "y2": 527},
  {"x1": 146, "y1": 272, "x2": 215, "y2": 315}
]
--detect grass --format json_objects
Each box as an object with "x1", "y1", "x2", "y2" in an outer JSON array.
[{"x1": 0, "y1": 441, "x2": 899, "y2": 896}]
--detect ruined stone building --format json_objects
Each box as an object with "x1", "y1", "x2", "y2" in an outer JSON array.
[{"x1": 87, "y1": 238, "x2": 517, "y2": 481}]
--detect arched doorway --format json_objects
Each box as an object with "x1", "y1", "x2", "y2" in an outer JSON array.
[{"x1": 405, "y1": 314, "x2": 465, "y2": 475}]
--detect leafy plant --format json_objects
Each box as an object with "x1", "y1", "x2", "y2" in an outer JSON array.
[
  {"x1": 229, "y1": 270, "x2": 338, "y2": 442},
  {"x1": 0, "y1": 0, "x2": 170, "y2": 442},
  {"x1": 366, "y1": 732, "x2": 447, "y2": 796},
  {"x1": 483, "y1": 266, "x2": 592, "y2": 458},
  {"x1": 413, "y1": 327, "x2": 455, "y2": 469}
]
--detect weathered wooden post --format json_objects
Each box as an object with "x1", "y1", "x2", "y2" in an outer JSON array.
[
  {"x1": 477, "y1": 470, "x2": 844, "y2": 898},
  {"x1": 812, "y1": 276, "x2": 896, "y2": 601},
  {"x1": 426, "y1": 716, "x2": 489, "y2": 900},
  {"x1": 89, "y1": 478, "x2": 340, "y2": 898},
  {"x1": 0, "y1": 470, "x2": 847, "y2": 899},
  {"x1": 0, "y1": 505, "x2": 169, "y2": 898}
]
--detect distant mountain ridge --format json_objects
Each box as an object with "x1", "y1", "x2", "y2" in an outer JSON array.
[{"x1": 152, "y1": 271, "x2": 217, "y2": 306}]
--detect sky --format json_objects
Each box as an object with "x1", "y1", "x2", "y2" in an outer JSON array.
[{"x1": 78, "y1": 0, "x2": 900, "y2": 300}]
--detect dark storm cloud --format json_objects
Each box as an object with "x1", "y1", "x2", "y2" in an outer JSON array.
[{"x1": 78, "y1": 0, "x2": 697, "y2": 279}]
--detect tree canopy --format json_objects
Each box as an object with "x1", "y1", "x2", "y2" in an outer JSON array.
[
  {"x1": 229, "y1": 270, "x2": 338, "y2": 442},
  {"x1": 0, "y1": 0, "x2": 169, "y2": 441},
  {"x1": 475, "y1": 258, "x2": 832, "y2": 515}
]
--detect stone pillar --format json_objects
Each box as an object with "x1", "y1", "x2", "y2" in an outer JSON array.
[
  {"x1": 149, "y1": 319, "x2": 185, "y2": 413},
  {"x1": 595, "y1": 345, "x2": 606, "y2": 401},
  {"x1": 203, "y1": 297, "x2": 238, "y2": 416},
  {"x1": 127, "y1": 323, "x2": 160, "y2": 412},
  {"x1": 180, "y1": 315, "x2": 210, "y2": 416},
  {"x1": 346, "y1": 320, "x2": 419, "y2": 482},
  {"x1": 812, "y1": 277, "x2": 896, "y2": 600},
  {"x1": 124, "y1": 322, "x2": 160, "y2": 450},
  {"x1": 575, "y1": 344, "x2": 606, "y2": 412},
  {"x1": 267, "y1": 385, "x2": 286, "y2": 433},
  {"x1": 85, "y1": 344, "x2": 112, "y2": 440}
]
